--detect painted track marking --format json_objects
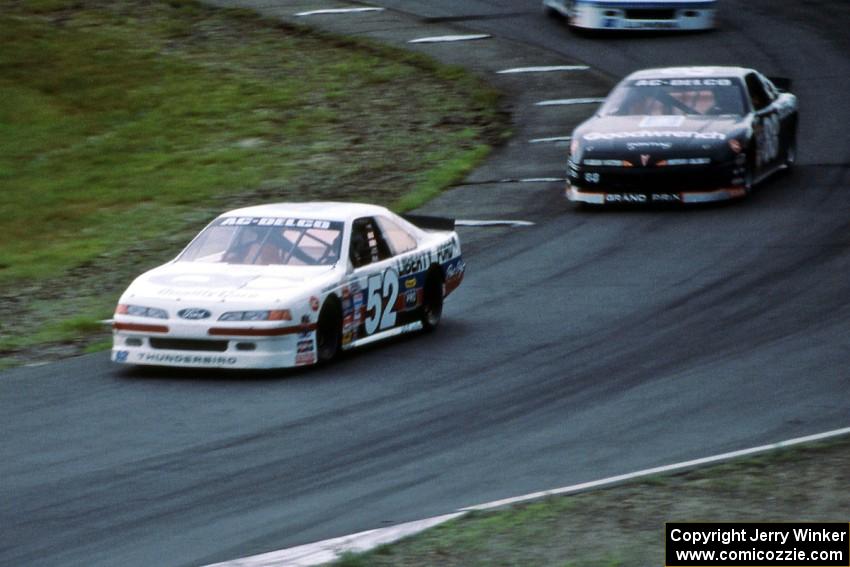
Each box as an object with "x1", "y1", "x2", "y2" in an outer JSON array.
[
  {"x1": 497, "y1": 65, "x2": 589, "y2": 74},
  {"x1": 529, "y1": 135, "x2": 572, "y2": 144},
  {"x1": 456, "y1": 219, "x2": 536, "y2": 227},
  {"x1": 409, "y1": 34, "x2": 491, "y2": 44},
  {"x1": 295, "y1": 8, "x2": 384, "y2": 17},
  {"x1": 535, "y1": 97, "x2": 605, "y2": 106}
]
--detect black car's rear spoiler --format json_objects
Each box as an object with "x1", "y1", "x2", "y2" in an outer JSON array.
[
  {"x1": 769, "y1": 76, "x2": 792, "y2": 92},
  {"x1": 401, "y1": 214, "x2": 455, "y2": 231}
]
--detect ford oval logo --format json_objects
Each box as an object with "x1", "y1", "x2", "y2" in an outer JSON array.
[{"x1": 178, "y1": 308, "x2": 211, "y2": 320}]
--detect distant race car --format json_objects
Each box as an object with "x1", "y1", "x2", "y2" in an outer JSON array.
[
  {"x1": 566, "y1": 66, "x2": 798, "y2": 205},
  {"x1": 111, "y1": 202, "x2": 465, "y2": 369},
  {"x1": 543, "y1": 0, "x2": 717, "y2": 31}
]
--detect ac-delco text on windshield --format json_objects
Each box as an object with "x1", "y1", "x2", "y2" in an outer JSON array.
[
  {"x1": 219, "y1": 217, "x2": 335, "y2": 229},
  {"x1": 633, "y1": 78, "x2": 734, "y2": 87}
]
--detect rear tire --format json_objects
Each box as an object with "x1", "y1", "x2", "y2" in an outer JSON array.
[
  {"x1": 420, "y1": 270, "x2": 444, "y2": 332},
  {"x1": 316, "y1": 300, "x2": 341, "y2": 364}
]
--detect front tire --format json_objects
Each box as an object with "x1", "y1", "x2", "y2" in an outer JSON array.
[
  {"x1": 784, "y1": 128, "x2": 798, "y2": 169},
  {"x1": 420, "y1": 270, "x2": 444, "y2": 332},
  {"x1": 743, "y1": 149, "x2": 757, "y2": 195},
  {"x1": 316, "y1": 300, "x2": 342, "y2": 364}
]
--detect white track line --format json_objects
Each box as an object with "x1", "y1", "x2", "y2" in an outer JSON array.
[
  {"x1": 535, "y1": 97, "x2": 605, "y2": 106},
  {"x1": 294, "y1": 8, "x2": 384, "y2": 17},
  {"x1": 497, "y1": 65, "x2": 589, "y2": 74},
  {"x1": 203, "y1": 426, "x2": 850, "y2": 567},
  {"x1": 408, "y1": 34, "x2": 491, "y2": 44},
  {"x1": 529, "y1": 135, "x2": 572, "y2": 144},
  {"x1": 456, "y1": 219, "x2": 536, "y2": 227}
]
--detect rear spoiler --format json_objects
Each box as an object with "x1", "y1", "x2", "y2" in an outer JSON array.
[
  {"x1": 769, "y1": 76, "x2": 792, "y2": 92},
  {"x1": 401, "y1": 214, "x2": 455, "y2": 231}
]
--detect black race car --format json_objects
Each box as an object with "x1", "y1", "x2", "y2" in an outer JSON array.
[{"x1": 566, "y1": 66, "x2": 798, "y2": 205}]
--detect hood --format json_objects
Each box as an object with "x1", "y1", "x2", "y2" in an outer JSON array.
[
  {"x1": 575, "y1": 115, "x2": 746, "y2": 159},
  {"x1": 122, "y1": 261, "x2": 338, "y2": 305}
]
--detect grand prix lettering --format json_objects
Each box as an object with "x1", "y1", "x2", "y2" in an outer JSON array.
[
  {"x1": 365, "y1": 268, "x2": 399, "y2": 335},
  {"x1": 584, "y1": 131, "x2": 726, "y2": 141},
  {"x1": 219, "y1": 217, "x2": 334, "y2": 229},
  {"x1": 606, "y1": 194, "x2": 647, "y2": 203}
]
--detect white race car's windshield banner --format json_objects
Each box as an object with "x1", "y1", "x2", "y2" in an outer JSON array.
[
  {"x1": 600, "y1": 78, "x2": 746, "y2": 117},
  {"x1": 180, "y1": 217, "x2": 344, "y2": 266}
]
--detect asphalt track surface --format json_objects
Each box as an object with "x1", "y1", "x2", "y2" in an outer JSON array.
[{"x1": 3, "y1": 2, "x2": 849, "y2": 566}]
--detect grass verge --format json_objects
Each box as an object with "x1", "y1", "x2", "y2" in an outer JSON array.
[
  {"x1": 329, "y1": 435, "x2": 850, "y2": 566},
  {"x1": 0, "y1": 0, "x2": 508, "y2": 368}
]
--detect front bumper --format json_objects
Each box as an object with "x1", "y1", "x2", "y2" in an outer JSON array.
[
  {"x1": 566, "y1": 157, "x2": 747, "y2": 204},
  {"x1": 112, "y1": 325, "x2": 318, "y2": 369},
  {"x1": 566, "y1": 184, "x2": 747, "y2": 204},
  {"x1": 572, "y1": 3, "x2": 716, "y2": 30}
]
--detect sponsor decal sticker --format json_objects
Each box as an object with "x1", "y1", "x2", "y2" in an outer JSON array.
[
  {"x1": 295, "y1": 352, "x2": 316, "y2": 365},
  {"x1": 606, "y1": 194, "x2": 648, "y2": 203},
  {"x1": 137, "y1": 353, "x2": 238, "y2": 365},
  {"x1": 585, "y1": 131, "x2": 726, "y2": 141},
  {"x1": 633, "y1": 78, "x2": 733, "y2": 87},
  {"x1": 219, "y1": 217, "x2": 334, "y2": 229}
]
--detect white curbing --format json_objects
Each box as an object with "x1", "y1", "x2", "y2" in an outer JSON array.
[
  {"x1": 202, "y1": 513, "x2": 465, "y2": 567},
  {"x1": 464, "y1": 425, "x2": 850, "y2": 511},
  {"x1": 203, "y1": 426, "x2": 850, "y2": 567}
]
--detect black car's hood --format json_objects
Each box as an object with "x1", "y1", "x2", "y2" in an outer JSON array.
[{"x1": 574, "y1": 115, "x2": 747, "y2": 158}]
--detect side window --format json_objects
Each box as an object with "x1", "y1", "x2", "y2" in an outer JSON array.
[
  {"x1": 349, "y1": 217, "x2": 391, "y2": 268},
  {"x1": 745, "y1": 73, "x2": 771, "y2": 111},
  {"x1": 375, "y1": 216, "x2": 417, "y2": 256},
  {"x1": 759, "y1": 75, "x2": 779, "y2": 100}
]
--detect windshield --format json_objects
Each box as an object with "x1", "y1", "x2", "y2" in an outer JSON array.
[
  {"x1": 179, "y1": 217, "x2": 344, "y2": 266},
  {"x1": 599, "y1": 78, "x2": 746, "y2": 117}
]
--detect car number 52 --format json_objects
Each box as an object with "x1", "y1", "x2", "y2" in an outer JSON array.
[{"x1": 365, "y1": 268, "x2": 399, "y2": 335}]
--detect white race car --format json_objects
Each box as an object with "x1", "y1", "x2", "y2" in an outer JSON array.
[
  {"x1": 543, "y1": 0, "x2": 716, "y2": 31},
  {"x1": 111, "y1": 202, "x2": 465, "y2": 369}
]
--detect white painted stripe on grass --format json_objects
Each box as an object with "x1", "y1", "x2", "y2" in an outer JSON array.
[
  {"x1": 294, "y1": 7, "x2": 384, "y2": 17},
  {"x1": 497, "y1": 65, "x2": 589, "y2": 74},
  {"x1": 202, "y1": 425, "x2": 850, "y2": 567},
  {"x1": 529, "y1": 135, "x2": 572, "y2": 144},
  {"x1": 535, "y1": 97, "x2": 605, "y2": 106},
  {"x1": 462, "y1": 425, "x2": 850, "y2": 511},
  {"x1": 202, "y1": 513, "x2": 464, "y2": 567},
  {"x1": 456, "y1": 219, "x2": 535, "y2": 227},
  {"x1": 408, "y1": 34, "x2": 491, "y2": 44}
]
